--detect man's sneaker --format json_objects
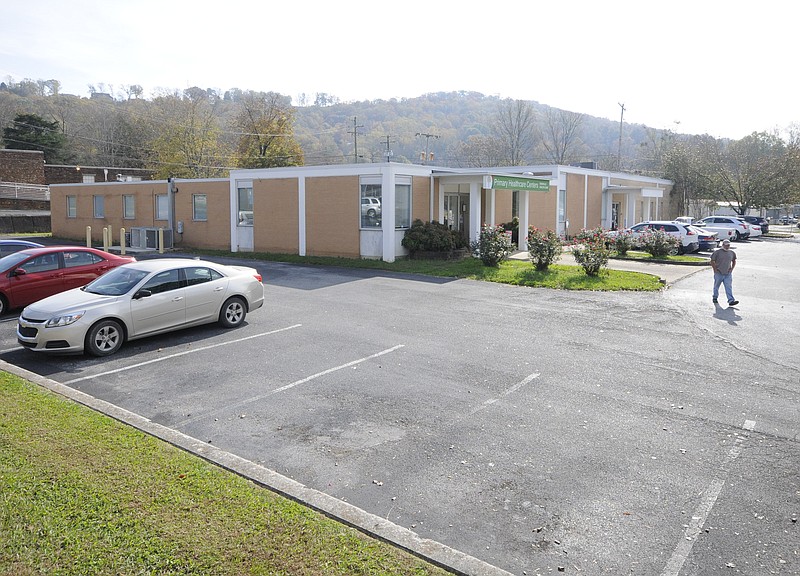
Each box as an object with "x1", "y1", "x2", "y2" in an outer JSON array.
[
  {"x1": 728, "y1": 300, "x2": 739, "y2": 306},
  {"x1": 712, "y1": 298, "x2": 718, "y2": 303}
]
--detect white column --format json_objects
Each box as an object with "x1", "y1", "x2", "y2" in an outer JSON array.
[
  {"x1": 298, "y1": 176, "x2": 306, "y2": 256},
  {"x1": 382, "y1": 168, "x2": 395, "y2": 263},
  {"x1": 470, "y1": 181, "x2": 482, "y2": 244},
  {"x1": 519, "y1": 190, "x2": 530, "y2": 251},
  {"x1": 487, "y1": 188, "x2": 496, "y2": 226}
]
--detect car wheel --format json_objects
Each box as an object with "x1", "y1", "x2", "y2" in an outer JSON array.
[
  {"x1": 219, "y1": 297, "x2": 246, "y2": 328},
  {"x1": 85, "y1": 319, "x2": 124, "y2": 357},
  {"x1": 367, "y1": 208, "x2": 376, "y2": 218},
  {"x1": 0, "y1": 294, "x2": 7, "y2": 316},
  {"x1": 734, "y1": 230, "x2": 741, "y2": 241},
  {"x1": 669, "y1": 245, "x2": 681, "y2": 256}
]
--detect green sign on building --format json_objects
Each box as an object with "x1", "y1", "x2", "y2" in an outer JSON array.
[{"x1": 486, "y1": 175, "x2": 550, "y2": 192}]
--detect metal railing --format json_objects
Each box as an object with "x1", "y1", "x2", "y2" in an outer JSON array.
[{"x1": 0, "y1": 182, "x2": 50, "y2": 201}]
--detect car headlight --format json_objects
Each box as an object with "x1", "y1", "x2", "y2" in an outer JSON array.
[{"x1": 45, "y1": 311, "x2": 86, "y2": 328}]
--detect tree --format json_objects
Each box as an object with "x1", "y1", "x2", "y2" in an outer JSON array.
[
  {"x1": 538, "y1": 107, "x2": 585, "y2": 165},
  {"x1": 696, "y1": 131, "x2": 797, "y2": 214},
  {"x1": 453, "y1": 134, "x2": 506, "y2": 167},
  {"x1": 493, "y1": 99, "x2": 537, "y2": 165},
  {"x1": 147, "y1": 88, "x2": 228, "y2": 179},
  {"x1": 232, "y1": 91, "x2": 303, "y2": 168},
  {"x1": 2, "y1": 113, "x2": 69, "y2": 163}
]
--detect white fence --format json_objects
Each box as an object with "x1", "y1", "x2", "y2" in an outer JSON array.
[{"x1": 0, "y1": 182, "x2": 50, "y2": 201}]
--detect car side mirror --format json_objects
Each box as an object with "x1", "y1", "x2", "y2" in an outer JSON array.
[
  {"x1": 11, "y1": 267, "x2": 27, "y2": 277},
  {"x1": 133, "y1": 289, "x2": 152, "y2": 300}
]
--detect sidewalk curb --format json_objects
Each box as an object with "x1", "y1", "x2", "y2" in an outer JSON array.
[{"x1": 0, "y1": 360, "x2": 514, "y2": 576}]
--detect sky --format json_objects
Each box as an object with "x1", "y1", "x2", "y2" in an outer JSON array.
[{"x1": 1, "y1": 0, "x2": 797, "y2": 140}]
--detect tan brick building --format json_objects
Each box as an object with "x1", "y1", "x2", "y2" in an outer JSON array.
[{"x1": 49, "y1": 163, "x2": 672, "y2": 261}]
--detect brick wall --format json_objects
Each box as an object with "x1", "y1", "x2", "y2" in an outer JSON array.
[{"x1": 0, "y1": 149, "x2": 46, "y2": 184}]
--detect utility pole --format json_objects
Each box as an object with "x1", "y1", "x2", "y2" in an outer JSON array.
[
  {"x1": 348, "y1": 117, "x2": 364, "y2": 163},
  {"x1": 415, "y1": 132, "x2": 439, "y2": 165},
  {"x1": 382, "y1": 135, "x2": 396, "y2": 162},
  {"x1": 617, "y1": 103, "x2": 626, "y2": 171}
]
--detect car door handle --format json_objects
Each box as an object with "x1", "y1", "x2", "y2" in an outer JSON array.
[
  {"x1": 213, "y1": 287, "x2": 224, "y2": 292},
  {"x1": 172, "y1": 296, "x2": 184, "y2": 302}
]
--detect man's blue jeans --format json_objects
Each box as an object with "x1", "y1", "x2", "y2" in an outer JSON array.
[{"x1": 713, "y1": 272, "x2": 735, "y2": 303}]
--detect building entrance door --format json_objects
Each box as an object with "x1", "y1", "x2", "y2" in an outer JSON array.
[{"x1": 444, "y1": 193, "x2": 470, "y2": 244}]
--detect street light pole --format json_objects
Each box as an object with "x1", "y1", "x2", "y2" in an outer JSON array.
[
  {"x1": 415, "y1": 132, "x2": 439, "y2": 165},
  {"x1": 617, "y1": 103, "x2": 626, "y2": 171}
]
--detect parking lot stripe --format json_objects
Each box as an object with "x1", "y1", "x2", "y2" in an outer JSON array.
[
  {"x1": 62, "y1": 324, "x2": 302, "y2": 385},
  {"x1": 660, "y1": 420, "x2": 753, "y2": 576},
  {"x1": 465, "y1": 372, "x2": 540, "y2": 417},
  {"x1": 174, "y1": 344, "x2": 406, "y2": 427}
]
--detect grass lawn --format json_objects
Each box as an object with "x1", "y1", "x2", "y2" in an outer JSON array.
[
  {"x1": 184, "y1": 249, "x2": 666, "y2": 291},
  {"x1": 0, "y1": 372, "x2": 449, "y2": 576}
]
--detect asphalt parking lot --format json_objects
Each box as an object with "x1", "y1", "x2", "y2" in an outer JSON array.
[{"x1": 2, "y1": 237, "x2": 798, "y2": 575}]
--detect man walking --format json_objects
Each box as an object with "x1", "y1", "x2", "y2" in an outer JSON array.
[{"x1": 710, "y1": 239, "x2": 738, "y2": 306}]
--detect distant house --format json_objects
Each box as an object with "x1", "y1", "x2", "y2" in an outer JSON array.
[{"x1": 49, "y1": 162, "x2": 673, "y2": 261}]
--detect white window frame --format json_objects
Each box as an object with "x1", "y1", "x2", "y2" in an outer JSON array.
[
  {"x1": 66, "y1": 195, "x2": 77, "y2": 218},
  {"x1": 193, "y1": 194, "x2": 208, "y2": 221},
  {"x1": 93, "y1": 195, "x2": 104, "y2": 218},
  {"x1": 395, "y1": 177, "x2": 412, "y2": 229},
  {"x1": 123, "y1": 195, "x2": 135, "y2": 219},
  {"x1": 155, "y1": 194, "x2": 168, "y2": 221}
]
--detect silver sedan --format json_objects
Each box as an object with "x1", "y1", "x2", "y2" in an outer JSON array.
[{"x1": 17, "y1": 258, "x2": 265, "y2": 356}]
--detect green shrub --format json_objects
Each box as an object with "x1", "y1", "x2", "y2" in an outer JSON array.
[
  {"x1": 402, "y1": 219, "x2": 464, "y2": 253},
  {"x1": 610, "y1": 229, "x2": 636, "y2": 255},
  {"x1": 571, "y1": 227, "x2": 611, "y2": 276},
  {"x1": 639, "y1": 228, "x2": 680, "y2": 257},
  {"x1": 526, "y1": 227, "x2": 563, "y2": 271},
  {"x1": 471, "y1": 224, "x2": 515, "y2": 266}
]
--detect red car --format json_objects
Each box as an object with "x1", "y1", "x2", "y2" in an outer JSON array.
[{"x1": 0, "y1": 246, "x2": 136, "y2": 315}]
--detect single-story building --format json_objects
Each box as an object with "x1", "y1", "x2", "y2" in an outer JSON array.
[{"x1": 49, "y1": 163, "x2": 673, "y2": 262}]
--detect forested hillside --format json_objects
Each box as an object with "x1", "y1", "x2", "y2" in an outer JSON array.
[{"x1": 1, "y1": 80, "x2": 664, "y2": 176}]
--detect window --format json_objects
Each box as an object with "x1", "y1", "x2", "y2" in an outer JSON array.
[
  {"x1": 360, "y1": 180, "x2": 382, "y2": 228},
  {"x1": 395, "y1": 181, "x2": 411, "y2": 229},
  {"x1": 22, "y1": 253, "x2": 60, "y2": 273},
  {"x1": 184, "y1": 266, "x2": 223, "y2": 286},
  {"x1": 66, "y1": 196, "x2": 77, "y2": 218},
  {"x1": 193, "y1": 194, "x2": 207, "y2": 221},
  {"x1": 155, "y1": 194, "x2": 168, "y2": 220},
  {"x1": 142, "y1": 269, "x2": 182, "y2": 294},
  {"x1": 123, "y1": 195, "x2": 135, "y2": 219},
  {"x1": 237, "y1": 185, "x2": 253, "y2": 226},
  {"x1": 82, "y1": 174, "x2": 95, "y2": 183},
  {"x1": 63, "y1": 250, "x2": 102, "y2": 268},
  {"x1": 93, "y1": 195, "x2": 104, "y2": 218}
]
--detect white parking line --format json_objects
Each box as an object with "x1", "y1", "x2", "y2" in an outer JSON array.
[
  {"x1": 660, "y1": 420, "x2": 754, "y2": 576},
  {"x1": 62, "y1": 324, "x2": 303, "y2": 385},
  {"x1": 465, "y1": 372, "x2": 541, "y2": 418},
  {"x1": 175, "y1": 344, "x2": 406, "y2": 427}
]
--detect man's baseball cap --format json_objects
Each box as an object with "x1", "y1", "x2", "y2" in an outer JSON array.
[{"x1": 722, "y1": 239, "x2": 731, "y2": 245}]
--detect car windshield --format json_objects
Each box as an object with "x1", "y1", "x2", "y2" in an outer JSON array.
[
  {"x1": 83, "y1": 266, "x2": 150, "y2": 296},
  {"x1": 0, "y1": 251, "x2": 34, "y2": 271}
]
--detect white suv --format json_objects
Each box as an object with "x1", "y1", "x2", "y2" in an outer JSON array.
[
  {"x1": 612, "y1": 221, "x2": 700, "y2": 254},
  {"x1": 361, "y1": 197, "x2": 381, "y2": 218},
  {"x1": 696, "y1": 216, "x2": 749, "y2": 241}
]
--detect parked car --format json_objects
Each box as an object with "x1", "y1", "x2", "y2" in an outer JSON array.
[
  {"x1": 0, "y1": 239, "x2": 45, "y2": 257},
  {"x1": 361, "y1": 197, "x2": 381, "y2": 218},
  {"x1": 608, "y1": 221, "x2": 699, "y2": 254},
  {"x1": 17, "y1": 258, "x2": 265, "y2": 356},
  {"x1": 738, "y1": 218, "x2": 761, "y2": 238},
  {"x1": 0, "y1": 246, "x2": 136, "y2": 316},
  {"x1": 686, "y1": 225, "x2": 718, "y2": 251},
  {"x1": 742, "y1": 215, "x2": 769, "y2": 235},
  {"x1": 696, "y1": 216, "x2": 750, "y2": 241}
]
